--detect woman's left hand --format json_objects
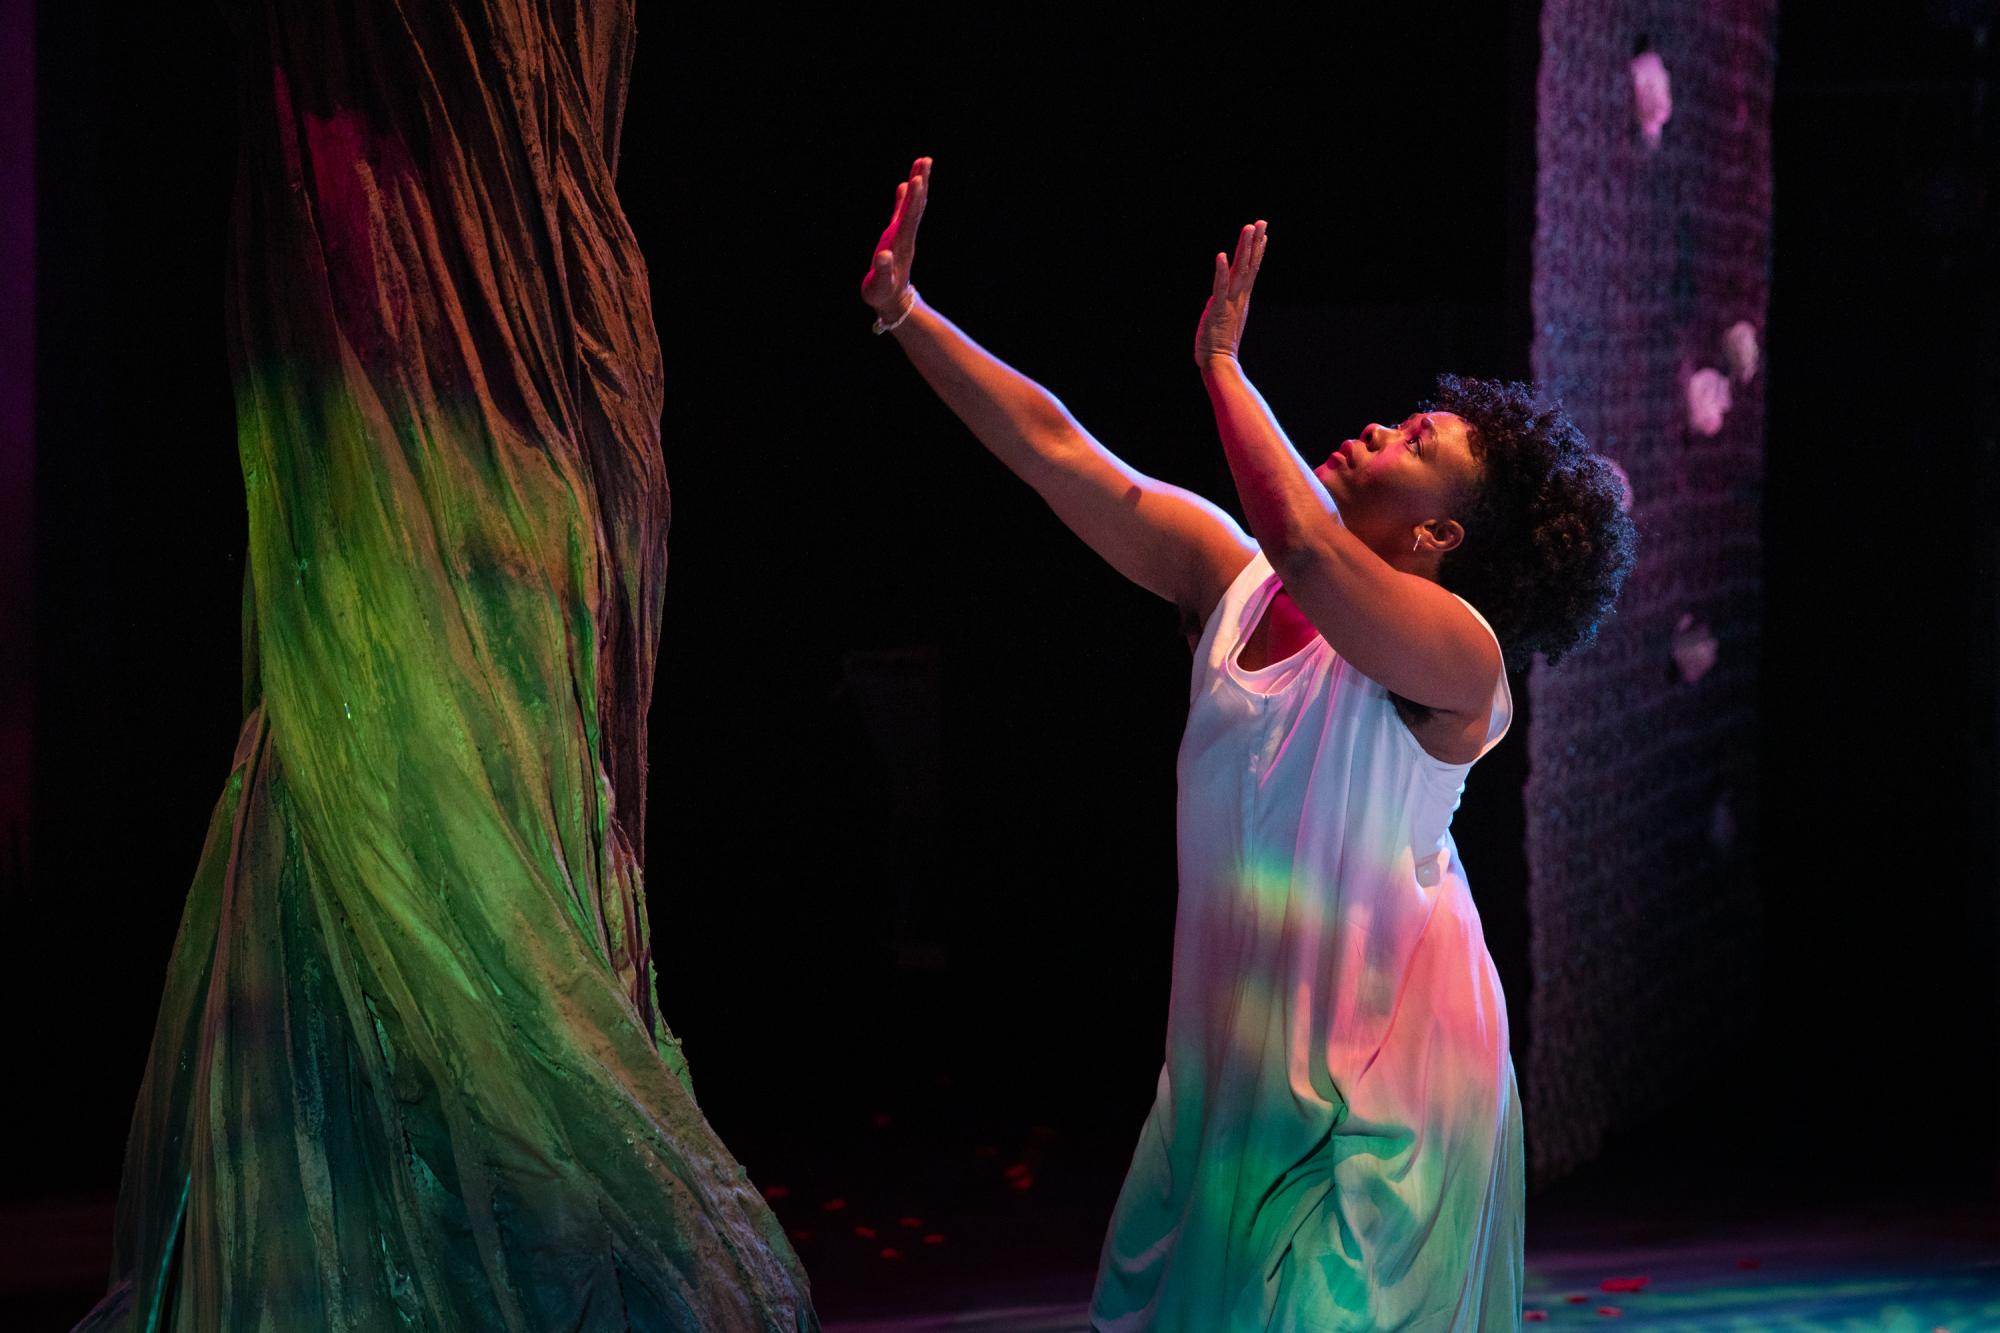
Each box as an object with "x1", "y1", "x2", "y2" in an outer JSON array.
[{"x1": 1195, "y1": 220, "x2": 1267, "y2": 366}]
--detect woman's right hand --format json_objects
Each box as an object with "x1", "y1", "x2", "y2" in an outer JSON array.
[{"x1": 861, "y1": 156, "x2": 931, "y2": 323}]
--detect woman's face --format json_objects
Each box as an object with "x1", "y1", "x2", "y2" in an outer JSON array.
[{"x1": 1313, "y1": 410, "x2": 1481, "y2": 562}]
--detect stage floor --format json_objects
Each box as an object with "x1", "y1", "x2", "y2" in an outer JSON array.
[
  {"x1": 13, "y1": 1056, "x2": 1998, "y2": 1330},
  {"x1": 10, "y1": 1196, "x2": 1995, "y2": 1332},
  {"x1": 815, "y1": 1204, "x2": 2000, "y2": 1331}
]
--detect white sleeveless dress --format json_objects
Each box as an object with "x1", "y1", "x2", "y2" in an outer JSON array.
[{"x1": 1089, "y1": 548, "x2": 1524, "y2": 1332}]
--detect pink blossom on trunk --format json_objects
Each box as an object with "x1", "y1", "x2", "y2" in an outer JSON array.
[
  {"x1": 1631, "y1": 51, "x2": 1672, "y2": 148},
  {"x1": 1724, "y1": 320, "x2": 1760, "y2": 383},
  {"x1": 1686, "y1": 367, "x2": 1731, "y2": 436}
]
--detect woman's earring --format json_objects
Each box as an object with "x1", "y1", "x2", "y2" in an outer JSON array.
[{"x1": 1411, "y1": 534, "x2": 1421, "y2": 552}]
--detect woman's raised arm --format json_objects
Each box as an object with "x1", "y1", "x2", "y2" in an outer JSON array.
[{"x1": 861, "y1": 158, "x2": 1252, "y2": 622}]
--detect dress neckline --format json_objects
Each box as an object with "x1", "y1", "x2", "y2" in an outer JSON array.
[{"x1": 1225, "y1": 568, "x2": 1322, "y2": 687}]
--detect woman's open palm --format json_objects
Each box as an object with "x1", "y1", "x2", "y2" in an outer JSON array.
[
  {"x1": 862, "y1": 157, "x2": 931, "y2": 320},
  {"x1": 1195, "y1": 220, "x2": 1267, "y2": 364}
]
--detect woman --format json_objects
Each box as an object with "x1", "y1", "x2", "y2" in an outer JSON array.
[{"x1": 860, "y1": 157, "x2": 1637, "y2": 1330}]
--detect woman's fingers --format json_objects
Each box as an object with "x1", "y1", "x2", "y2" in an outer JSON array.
[
  {"x1": 1231, "y1": 221, "x2": 1267, "y2": 292},
  {"x1": 904, "y1": 170, "x2": 928, "y2": 246},
  {"x1": 888, "y1": 160, "x2": 930, "y2": 261},
  {"x1": 1225, "y1": 222, "x2": 1263, "y2": 294}
]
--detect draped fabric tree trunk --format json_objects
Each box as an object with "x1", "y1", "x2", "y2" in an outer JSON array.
[
  {"x1": 74, "y1": 3, "x2": 818, "y2": 1328},
  {"x1": 1525, "y1": 0, "x2": 1774, "y2": 1185}
]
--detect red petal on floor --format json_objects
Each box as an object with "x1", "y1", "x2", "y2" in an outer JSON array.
[
  {"x1": 789, "y1": 1229, "x2": 814, "y2": 1243},
  {"x1": 898, "y1": 1215, "x2": 924, "y2": 1228},
  {"x1": 1009, "y1": 1174, "x2": 1034, "y2": 1191},
  {"x1": 1004, "y1": 1162, "x2": 1030, "y2": 1179},
  {"x1": 879, "y1": 1247, "x2": 902, "y2": 1260},
  {"x1": 763, "y1": 1185, "x2": 790, "y2": 1200},
  {"x1": 854, "y1": 1225, "x2": 878, "y2": 1239},
  {"x1": 1524, "y1": 1313, "x2": 1547, "y2": 1323},
  {"x1": 1600, "y1": 1276, "x2": 1649, "y2": 1292},
  {"x1": 922, "y1": 1233, "x2": 945, "y2": 1245},
  {"x1": 1567, "y1": 1294, "x2": 1589, "y2": 1304},
  {"x1": 1596, "y1": 1306, "x2": 1623, "y2": 1318},
  {"x1": 822, "y1": 1198, "x2": 848, "y2": 1212}
]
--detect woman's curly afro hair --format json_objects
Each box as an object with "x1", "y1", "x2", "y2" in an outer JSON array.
[{"x1": 1418, "y1": 373, "x2": 1639, "y2": 674}]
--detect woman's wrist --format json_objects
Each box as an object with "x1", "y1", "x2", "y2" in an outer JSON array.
[{"x1": 873, "y1": 287, "x2": 919, "y2": 335}]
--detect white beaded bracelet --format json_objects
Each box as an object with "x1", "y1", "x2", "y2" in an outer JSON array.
[{"x1": 872, "y1": 289, "x2": 918, "y2": 336}]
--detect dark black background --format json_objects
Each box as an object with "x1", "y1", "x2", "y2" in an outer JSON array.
[{"x1": 17, "y1": 0, "x2": 1998, "y2": 1308}]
